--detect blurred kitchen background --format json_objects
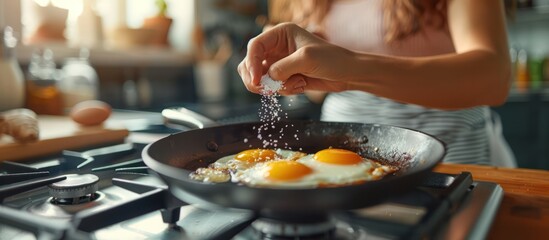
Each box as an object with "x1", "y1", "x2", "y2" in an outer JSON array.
[{"x1": 0, "y1": 0, "x2": 548, "y2": 169}]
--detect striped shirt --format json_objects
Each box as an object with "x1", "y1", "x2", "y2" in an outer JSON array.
[{"x1": 320, "y1": 0, "x2": 491, "y2": 164}]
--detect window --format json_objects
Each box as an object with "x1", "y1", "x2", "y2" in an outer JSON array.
[{"x1": 1, "y1": 0, "x2": 195, "y2": 66}]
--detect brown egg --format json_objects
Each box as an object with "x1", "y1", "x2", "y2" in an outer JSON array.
[{"x1": 70, "y1": 100, "x2": 112, "y2": 126}]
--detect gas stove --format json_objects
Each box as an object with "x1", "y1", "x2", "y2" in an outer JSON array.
[{"x1": 0, "y1": 130, "x2": 503, "y2": 240}]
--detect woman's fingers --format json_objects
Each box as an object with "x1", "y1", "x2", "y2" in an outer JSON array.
[
  {"x1": 278, "y1": 75, "x2": 307, "y2": 95},
  {"x1": 268, "y1": 48, "x2": 313, "y2": 82},
  {"x1": 277, "y1": 75, "x2": 349, "y2": 95},
  {"x1": 245, "y1": 24, "x2": 295, "y2": 86},
  {"x1": 239, "y1": 23, "x2": 343, "y2": 94},
  {"x1": 238, "y1": 58, "x2": 262, "y2": 93},
  {"x1": 245, "y1": 39, "x2": 265, "y2": 86}
]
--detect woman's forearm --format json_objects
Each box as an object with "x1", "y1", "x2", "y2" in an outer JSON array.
[{"x1": 347, "y1": 50, "x2": 511, "y2": 110}]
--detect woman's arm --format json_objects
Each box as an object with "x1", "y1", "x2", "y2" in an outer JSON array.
[
  {"x1": 345, "y1": 0, "x2": 511, "y2": 109},
  {"x1": 238, "y1": 0, "x2": 510, "y2": 110}
]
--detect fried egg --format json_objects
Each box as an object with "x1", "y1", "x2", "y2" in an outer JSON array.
[
  {"x1": 213, "y1": 149, "x2": 279, "y2": 171},
  {"x1": 208, "y1": 149, "x2": 302, "y2": 170},
  {"x1": 190, "y1": 148, "x2": 397, "y2": 188},
  {"x1": 190, "y1": 149, "x2": 299, "y2": 183},
  {"x1": 234, "y1": 160, "x2": 315, "y2": 187}
]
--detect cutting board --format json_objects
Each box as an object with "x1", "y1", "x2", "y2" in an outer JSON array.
[{"x1": 0, "y1": 115, "x2": 129, "y2": 162}]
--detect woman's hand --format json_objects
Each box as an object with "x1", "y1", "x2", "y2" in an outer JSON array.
[{"x1": 237, "y1": 23, "x2": 354, "y2": 95}]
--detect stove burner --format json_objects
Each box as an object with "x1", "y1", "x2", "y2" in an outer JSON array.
[
  {"x1": 25, "y1": 192, "x2": 106, "y2": 218},
  {"x1": 252, "y1": 218, "x2": 335, "y2": 237},
  {"x1": 251, "y1": 218, "x2": 364, "y2": 240},
  {"x1": 48, "y1": 174, "x2": 100, "y2": 205},
  {"x1": 50, "y1": 193, "x2": 101, "y2": 205}
]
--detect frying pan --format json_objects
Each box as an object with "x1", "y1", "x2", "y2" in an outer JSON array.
[{"x1": 142, "y1": 107, "x2": 446, "y2": 217}]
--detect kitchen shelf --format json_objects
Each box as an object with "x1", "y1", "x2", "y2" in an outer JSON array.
[{"x1": 15, "y1": 44, "x2": 195, "y2": 67}]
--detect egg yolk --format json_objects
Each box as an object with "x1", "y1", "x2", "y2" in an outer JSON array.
[
  {"x1": 235, "y1": 149, "x2": 277, "y2": 163},
  {"x1": 264, "y1": 161, "x2": 313, "y2": 181},
  {"x1": 314, "y1": 149, "x2": 362, "y2": 165}
]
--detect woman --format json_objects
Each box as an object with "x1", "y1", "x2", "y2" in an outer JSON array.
[{"x1": 237, "y1": 0, "x2": 516, "y2": 166}]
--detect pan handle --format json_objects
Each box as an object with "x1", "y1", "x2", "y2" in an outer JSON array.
[{"x1": 161, "y1": 107, "x2": 219, "y2": 129}]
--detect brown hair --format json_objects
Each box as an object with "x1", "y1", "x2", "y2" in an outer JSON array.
[{"x1": 268, "y1": 0, "x2": 447, "y2": 43}]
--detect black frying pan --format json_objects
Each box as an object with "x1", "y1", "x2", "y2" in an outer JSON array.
[{"x1": 142, "y1": 108, "x2": 446, "y2": 216}]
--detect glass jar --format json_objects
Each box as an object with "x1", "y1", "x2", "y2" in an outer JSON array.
[
  {"x1": 58, "y1": 49, "x2": 99, "y2": 109},
  {"x1": 25, "y1": 49, "x2": 64, "y2": 115}
]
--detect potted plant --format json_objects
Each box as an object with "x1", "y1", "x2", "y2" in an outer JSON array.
[{"x1": 142, "y1": 0, "x2": 173, "y2": 47}]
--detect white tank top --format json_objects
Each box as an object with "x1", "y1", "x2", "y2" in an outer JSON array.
[{"x1": 321, "y1": 0, "x2": 491, "y2": 164}]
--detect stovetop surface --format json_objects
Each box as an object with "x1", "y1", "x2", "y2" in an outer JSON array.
[
  {"x1": 1, "y1": 168, "x2": 503, "y2": 239},
  {"x1": 0, "y1": 111, "x2": 504, "y2": 240}
]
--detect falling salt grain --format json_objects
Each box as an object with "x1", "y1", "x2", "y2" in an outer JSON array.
[{"x1": 254, "y1": 74, "x2": 302, "y2": 149}]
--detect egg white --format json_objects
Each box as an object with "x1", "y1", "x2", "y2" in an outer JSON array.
[
  {"x1": 234, "y1": 152, "x2": 388, "y2": 188},
  {"x1": 191, "y1": 149, "x2": 397, "y2": 188},
  {"x1": 233, "y1": 160, "x2": 318, "y2": 188},
  {"x1": 296, "y1": 154, "x2": 378, "y2": 184},
  {"x1": 211, "y1": 149, "x2": 301, "y2": 171}
]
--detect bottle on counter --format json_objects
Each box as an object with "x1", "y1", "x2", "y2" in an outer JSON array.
[
  {"x1": 509, "y1": 47, "x2": 517, "y2": 86},
  {"x1": 58, "y1": 48, "x2": 99, "y2": 109},
  {"x1": 0, "y1": 26, "x2": 25, "y2": 111},
  {"x1": 529, "y1": 51, "x2": 545, "y2": 90},
  {"x1": 542, "y1": 54, "x2": 549, "y2": 84},
  {"x1": 25, "y1": 49, "x2": 64, "y2": 115},
  {"x1": 516, "y1": 48, "x2": 529, "y2": 92}
]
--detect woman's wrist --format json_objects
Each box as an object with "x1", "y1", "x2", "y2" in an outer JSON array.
[
  {"x1": 346, "y1": 51, "x2": 380, "y2": 83},
  {"x1": 347, "y1": 52, "x2": 412, "y2": 85}
]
